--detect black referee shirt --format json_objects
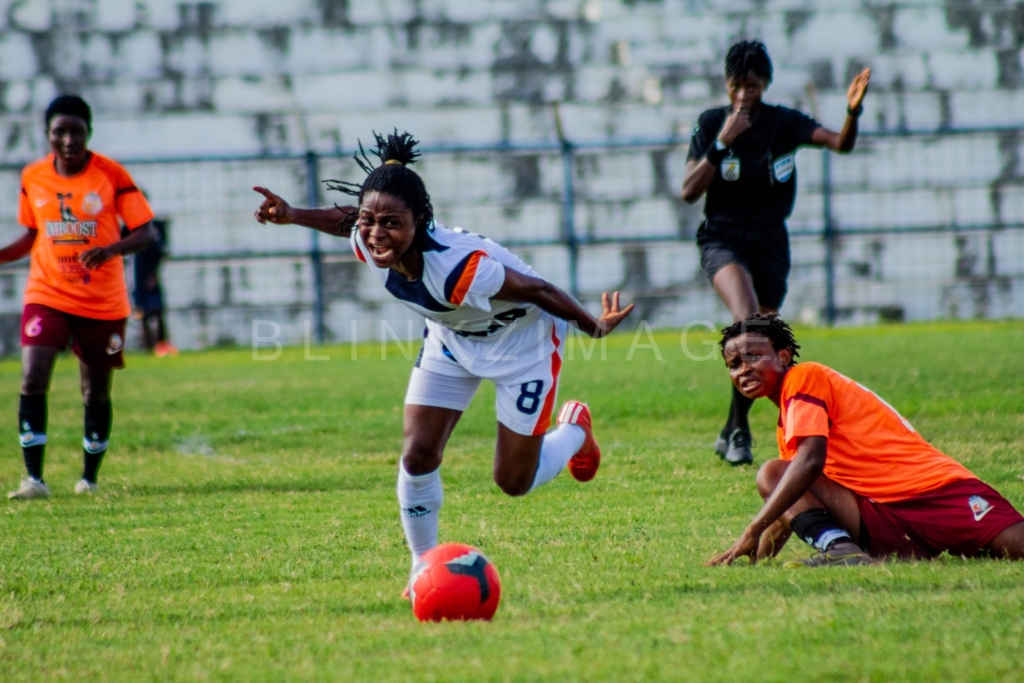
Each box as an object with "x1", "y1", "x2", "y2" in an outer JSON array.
[{"x1": 687, "y1": 104, "x2": 820, "y2": 230}]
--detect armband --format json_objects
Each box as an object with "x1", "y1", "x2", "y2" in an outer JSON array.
[{"x1": 847, "y1": 104, "x2": 863, "y2": 118}]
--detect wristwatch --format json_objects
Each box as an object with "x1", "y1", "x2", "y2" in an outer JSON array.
[{"x1": 707, "y1": 138, "x2": 729, "y2": 165}]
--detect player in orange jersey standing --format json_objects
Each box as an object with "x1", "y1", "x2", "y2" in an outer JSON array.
[
  {"x1": 0, "y1": 95, "x2": 157, "y2": 499},
  {"x1": 708, "y1": 314, "x2": 1024, "y2": 567}
]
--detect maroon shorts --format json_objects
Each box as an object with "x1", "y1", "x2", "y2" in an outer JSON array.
[
  {"x1": 21, "y1": 303, "x2": 127, "y2": 370},
  {"x1": 857, "y1": 479, "x2": 1024, "y2": 559}
]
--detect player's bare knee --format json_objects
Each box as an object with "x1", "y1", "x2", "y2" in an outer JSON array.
[
  {"x1": 493, "y1": 470, "x2": 531, "y2": 497},
  {"x1": 21, "y1": 377, "x2": 47, "y2": 395},
  {"x1": 988, "y1": 522, "x2": 1024, "y2": 560},
  {"x1": 21, "y1": 366, "x2": 51, "y2": 395},
  {"x1": 401, "y1": 444, "x2": 442, "y2": 475},
  {"x1": 80, "y1": 384, "x2": 110, "y2": 408},
  {"x1": 80, "y1": 369, "x2": 112, "y2": 404},
  {"x1": 756, "y1": 459, "x2": 788, "y2": 500}
]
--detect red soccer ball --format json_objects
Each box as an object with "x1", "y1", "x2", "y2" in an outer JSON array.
[{"x1": 410, "y1": 543, "x2": 501, "y2": 622}]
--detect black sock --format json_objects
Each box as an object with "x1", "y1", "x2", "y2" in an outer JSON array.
[
  {"x1": 790, "y1": 508, "x2": 852, "y2": 552},
  {"x1": 725, "y1": 384, "x2": 754, "y2": 434},
  {"x1": 19, "y1": 394, "x2": 47, "y2": 482},
  {"x1": 83, "y1": 401, "x2": 112, "y2": 484}
]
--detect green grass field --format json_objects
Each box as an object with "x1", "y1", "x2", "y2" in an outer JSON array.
[{"x1": 1, "y1": 321, "x2": 1023, "y2": 682}]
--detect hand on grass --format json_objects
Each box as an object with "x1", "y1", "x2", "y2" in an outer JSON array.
[
  {"x1": 756, "y1": 520, "x2": 791, "y2": 560},
  {"x1": 593, "y1": 291, "x2": 636, "y2": 338},
  {"x1": 707, "y1": 527, "x2": 761, "y2": 566},
  {"x1": 253, "y1": 186, "x2": 294, "y2": 225}
]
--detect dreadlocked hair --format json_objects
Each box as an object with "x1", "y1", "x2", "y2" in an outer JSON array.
[
  {"x1": 725, "y1": 40, "x2": 773, "y2": 84},
  {"x1": 719, "y1": 313, "x2": 800, "y2": 360},
  {"x1": 325, "y1": 130, "x2": 435, "y2": 249}
]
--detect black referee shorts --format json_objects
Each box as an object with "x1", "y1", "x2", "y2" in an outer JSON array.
[{"x1": 696, "y1": 222, "x2": 791, "y2": 311}]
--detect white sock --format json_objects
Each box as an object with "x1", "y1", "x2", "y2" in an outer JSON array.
[
  {"x1": 528, "y1": 423, "x2": 585, "y2": 492},
  {"x1": 396, "y1": 462, "x2": 443, "y2": 567}
]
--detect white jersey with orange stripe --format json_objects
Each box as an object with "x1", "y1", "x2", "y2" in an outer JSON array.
[{"x1": 350, "y1": 222, "x2": 542, "y2": 337}]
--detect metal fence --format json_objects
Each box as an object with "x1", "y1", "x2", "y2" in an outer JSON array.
[{"x1": 1, "y1": 126, "x2": 1023, "y2": 353}]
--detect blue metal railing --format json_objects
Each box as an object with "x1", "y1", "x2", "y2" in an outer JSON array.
[{"x1": 2, "y1": 125, "x2": 1022, "y2": 340}]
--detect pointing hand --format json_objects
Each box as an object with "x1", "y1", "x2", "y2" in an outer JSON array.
[{"x1": 253, "y1": 186, "x2": 295, "y2": 225}]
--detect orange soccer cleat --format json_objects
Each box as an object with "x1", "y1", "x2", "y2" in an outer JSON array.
[
  {"x1": 559, "y1": 401, "x2": 601, "y2": 482},
  {"x1": 153, "y1": 341, "x2": 179, "y2": 357}
]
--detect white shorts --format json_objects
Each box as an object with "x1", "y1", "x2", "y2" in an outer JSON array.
[{"x1": 404, "y1": 313, "x2": 568, "y2": 436}]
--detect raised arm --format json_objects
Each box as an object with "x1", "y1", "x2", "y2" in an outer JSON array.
[
  {"x1": 80, "y1": 221, "x2": 158, "y2": 270},
  {"x1": 496, "y1": 268, "x2": 634, "y2": 338},
  {"x1": 707, "y1": 435, "x2": 827, "y2": 566},
  {"x1": 253, "y1": 186, "x2": 357, "y2": 238},
  {"x1": 0, "y1": 229, "x2": 37, "y2": 265},
  {"x1": 809, "y1": 67, "x2": 871, "y2": 154}
]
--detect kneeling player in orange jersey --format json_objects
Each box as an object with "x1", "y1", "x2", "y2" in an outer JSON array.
[{"x1": 708, "y1": 314, "x2": 1024, "y2": 567}]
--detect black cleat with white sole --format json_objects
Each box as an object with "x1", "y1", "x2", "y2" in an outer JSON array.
[
  {"x1": 718, "y1": 429, "x2": 753, "y2": 466},
  {"x1": 714, "y1": 430, "x2": 728, "y2": 457}
]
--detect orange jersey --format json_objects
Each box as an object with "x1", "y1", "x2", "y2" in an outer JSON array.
[
  {"x1": 18, "y1": 153, "x2": 154, "y2": 320},
  {"x1": 776, "y1": 362, "x2": 975, "y2": 503}
]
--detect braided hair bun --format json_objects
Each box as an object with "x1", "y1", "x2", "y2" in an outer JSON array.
[{"x1": 325, "y1": 130, "x2": 434, "y2": 240}]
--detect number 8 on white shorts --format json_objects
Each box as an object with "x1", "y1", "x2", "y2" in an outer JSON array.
[{"x1": 405, "y1": 316, "x2": 567, "y2": 438}]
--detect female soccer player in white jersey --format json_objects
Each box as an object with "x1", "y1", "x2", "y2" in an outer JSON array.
[{"x1": 253, "y1": 132, "x2": 634, "y2": 591}]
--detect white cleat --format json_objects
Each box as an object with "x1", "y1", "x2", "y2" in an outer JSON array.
[
  {"x1": 7, "y1": 477, "x2": 51, "y2": 500},
  {"x1": 74, "y1": 479, "x2": 98, "y2": 495}
]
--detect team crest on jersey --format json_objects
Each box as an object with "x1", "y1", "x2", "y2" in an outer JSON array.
[
  {"x1": 48, "y1": 192, "x2": 97, "y2": 244},
  {"x1": 106, "y1": 333, "x2": 124, "y2": 355},
  {"x1": 968, "y1": 495, "x2": 993, "y2": 521},
  {"x1": 772, "y1": 154, "x2": 795, "y2": 183},
  {"x1": 82, "y1": 192, "x2": 103, "y2": 216},
  {"x1": 58, "y1": 192, "x2": 76, "y2": 221},
  {"x1": 721, "y1": 156, "x2": 740, "y2": 181}
]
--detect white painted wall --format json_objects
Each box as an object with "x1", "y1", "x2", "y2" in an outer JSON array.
[{"x1": 0, "y1": 0, "x2": 1022, "y2": 351}]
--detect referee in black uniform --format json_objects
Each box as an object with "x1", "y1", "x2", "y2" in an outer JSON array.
[{"x1": 682, "y1": 41, "x2": 870, "y2": 464}]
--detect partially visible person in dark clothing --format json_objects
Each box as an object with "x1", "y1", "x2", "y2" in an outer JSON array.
[{"x1": 128, "y1": 217, "x2": 177, "y2": 356}]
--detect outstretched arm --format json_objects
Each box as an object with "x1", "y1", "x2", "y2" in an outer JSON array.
[
  {"x1": 707, "y1": 436, "x2": 827, "y2": 566},
  {"x1": 496, "y1": 268, "x2": 635, "y2": 338},
  {"x1": 253, "y1": 186, "x2": 357, "y2": 238},
  {"x1": 810, "y1": 67, "x2": 871, "y2": 154},
  {"x1": 0, "y1": 229, "x2": 37, "y2": 265},
  {"x1": 79, "y1": 221, "x2": 158, "y2": 270}
]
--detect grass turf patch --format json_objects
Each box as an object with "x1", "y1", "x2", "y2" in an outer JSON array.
[{"x1": 1, "y1": 321, "x2": 1022, "y2": 681}]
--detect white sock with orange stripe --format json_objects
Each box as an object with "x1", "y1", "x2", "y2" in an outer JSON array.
[
  {"x1": 528, "y1": 424, "x2": 585, "y2": 492},
  {"x1": 397, "y1": 462, "x2": 443, "y2": 567}
]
